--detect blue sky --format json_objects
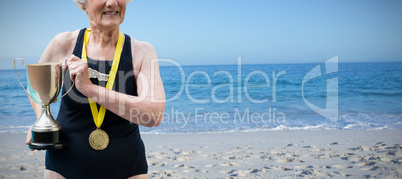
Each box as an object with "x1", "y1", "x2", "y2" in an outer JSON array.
[{"x1": 1, "y1": 0, "x2": 402, "y2": 69}]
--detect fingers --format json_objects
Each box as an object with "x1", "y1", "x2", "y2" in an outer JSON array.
[
  {"x1": 25, "y1": 134, "x2": 32, "y2": 145},
  {"x1": 25, "y1": 127, "x2": 36, "y2": 151},
  {"x1": 66, "y1": 55, "x2": 87, "y2": 84},
  {"x1": 67, "y1": 55, "x2": 84, "y2": 71},
  {"x1": 67, "y1": 55, "x2": 85, "y2": 72},
  {"x1": 65, "y1": 55, "x2": 92, "y2": 94},
  {"x1": 66, "y1": 54, "x2": 81, "y2": 64},
  {"x1": 25, "y1": 126, "x2": 32, "y2": 145}
]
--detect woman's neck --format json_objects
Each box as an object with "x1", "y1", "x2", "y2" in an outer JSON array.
[
  {"x1": 86, "y1": 26, "x2": 120, "y2": 60},
  {"x1": 89, "y1": 27, "x2": 120, "y2": 48}
]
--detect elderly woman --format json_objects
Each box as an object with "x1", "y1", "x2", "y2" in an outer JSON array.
[{"x1": 25, "y1": 0, "x2": 165, "y2": 178}]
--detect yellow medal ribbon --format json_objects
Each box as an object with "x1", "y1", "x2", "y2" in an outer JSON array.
[{"x1": 81, "y1": 28, "x2": 124, "y2": 129}]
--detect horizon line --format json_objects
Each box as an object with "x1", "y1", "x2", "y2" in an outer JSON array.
[{"x1": 4, "y1": 60, "x2": 402, "y2": 71}]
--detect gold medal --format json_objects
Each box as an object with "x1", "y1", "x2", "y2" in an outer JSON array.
[{"x1": 89, "y1": 128, "x2": 109, "y2": 150}]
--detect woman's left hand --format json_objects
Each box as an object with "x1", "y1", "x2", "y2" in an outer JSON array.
[{"x1": 67, "y1": 55, "x2": 92, "y2": 94}]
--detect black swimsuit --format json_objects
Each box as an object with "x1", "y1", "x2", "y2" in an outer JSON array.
[{"x1": 45, "y1": 28, "x2": 148, "y2": 178}]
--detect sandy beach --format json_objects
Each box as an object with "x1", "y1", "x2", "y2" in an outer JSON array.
[{"x1": 0, "y1": 130, "x2": 401, "y2": 178}]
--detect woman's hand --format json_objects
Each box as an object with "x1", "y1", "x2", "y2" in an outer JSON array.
[
  {"x1": 25, "y1": 126, "x2": 39, "y2": 151},
  {"x1": 67, "y1": 55, "x2": 93, "y2": 95}
]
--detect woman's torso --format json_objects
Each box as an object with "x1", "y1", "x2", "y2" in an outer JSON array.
[{"x1": 46, "y1": 28, "x2": 147, "y2": 179}]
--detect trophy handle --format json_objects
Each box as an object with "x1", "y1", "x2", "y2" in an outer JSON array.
[
  {"x1": 14, "y1": 58, "x2": 35, "y2": 100},
  {"x1": 54, "y1": 83, "x2": 74, "y2": 102},
  {"x1": 54, "y1": 59, "x2": 74, "y2": 103}
]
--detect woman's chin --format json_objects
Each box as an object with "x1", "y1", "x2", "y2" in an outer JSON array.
[{"x1": 94, "y1": 22, "x2": 122, "y2": 30}]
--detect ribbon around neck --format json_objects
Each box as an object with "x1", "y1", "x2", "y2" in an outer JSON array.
[{"x1": 81, "y1": 28, "x2": 124, "y2": 128}]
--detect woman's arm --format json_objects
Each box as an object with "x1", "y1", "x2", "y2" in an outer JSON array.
[{"x1": 67, "y1": 41, "x2": 166, "y2": 127}]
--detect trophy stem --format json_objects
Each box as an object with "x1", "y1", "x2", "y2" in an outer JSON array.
[{"x1": 32, "y1": 105, "x2": 62, "y2": 132}]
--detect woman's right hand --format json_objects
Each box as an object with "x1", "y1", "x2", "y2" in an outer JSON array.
[{"x1": 25, "y1": 126, "x2": 40, "y2": 151}]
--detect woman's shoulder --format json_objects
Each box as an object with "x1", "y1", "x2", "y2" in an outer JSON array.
[
  {"x1": 39, "y1": 29, "x2": 82, "y2": 63},
  {"x1": 130, "y1": 37, "x2": 154, "y2": 50},
  {"x1": 52, "y1": 29, "x2": 81, "y2": 49},
  {"x1": 129, "y1": 37, "x2": 156, "y2": 58},
  {"x1": 128, "y1": 36, "x2": 157, "y2": 72}
]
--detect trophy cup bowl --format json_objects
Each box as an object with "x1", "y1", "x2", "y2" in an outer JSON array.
[{"x1": 14, "y1": 58, "x2": 73, "y2": 150}]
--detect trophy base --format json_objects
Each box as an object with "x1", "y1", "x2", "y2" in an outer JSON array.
[
  {"x1": 30, "y1": 130, "x2": 66, "y2": 150},
  {"x1": 29, "y1": 142, "x2": 65, "y2": 150}
]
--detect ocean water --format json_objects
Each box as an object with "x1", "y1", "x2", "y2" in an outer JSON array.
[{"x1": 1, "y1": 62, "x2": 401, "y2": 133}]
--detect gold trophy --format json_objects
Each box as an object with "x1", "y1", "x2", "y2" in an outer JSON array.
[{"x1": 14, "y1": 58, "x2": 73, "y2": 150}]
